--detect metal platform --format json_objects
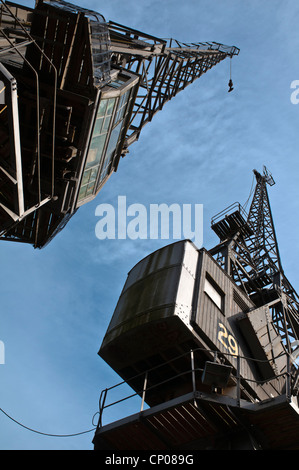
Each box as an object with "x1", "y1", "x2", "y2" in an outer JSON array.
[
  {"x1": 211, "y1": 202, "x2": 253, "y2": 241},
  {"x1": 93, "y1": 343, "x2": 299, "y2": 450},
  {"x1": 93, "y1": 389, "x2": 299, "y2": 450}
]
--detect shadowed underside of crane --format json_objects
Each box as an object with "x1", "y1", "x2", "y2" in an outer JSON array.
[
  {"x1": 94, "y1": 168, "x2": 299, "y2": 450},
  {"x1": 0, "y1": 0, "x2": 239, "y2": 248}
]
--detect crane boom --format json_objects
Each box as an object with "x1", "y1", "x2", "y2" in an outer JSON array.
[{"x1": 0, "y1": 0, "x2": 239, "y2": 248}]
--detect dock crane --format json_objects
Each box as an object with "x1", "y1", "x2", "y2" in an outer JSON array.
[
  {"x1": 94, "y1": 167, "x2": 299, "y2": 450},
  {"x1": 0, "y1": 0, "x2": 239, "y2": 247}
]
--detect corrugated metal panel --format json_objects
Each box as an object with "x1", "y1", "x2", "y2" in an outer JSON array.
[
  {"x1": 98, "y1": 241, "x2": 201, "y2": 408},
  {"x1": 100, "y1": 240, "x2": 198, "y2": 352},
  {"x1": 94, "y1": 393, "x2": 299, "y2": 450},
  {"x1": 191, "y1": 249, "x2": 276, "y2": 399},
  {"x1": 243, "y1": 397, "x2": 299, "y2": 450},
  {"x1": 145, "y1": 402, "x2": 217, "y2": 446},
  {"x1": 238, "y1": 306, "x2": 286, "y2": 380},
  {"x1": 94, "y1": 393, "x2": 243, "y2": 450},
  {"x1": 124, "y1": 240, "x2": 186, "y2": 290},
  {"x1": 101, "y1": 420, "x2": 167, "y2": 450}
]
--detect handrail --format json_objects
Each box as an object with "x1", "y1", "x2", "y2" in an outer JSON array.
[
  {"x1": 211, "y1": 201, "x2": 249, "y2": 227},
  {"x1": 0, "y1": 0, "x2": 58, "y2": 210},
  {"x1": 96, "y1": 347, "x2": 297, "y2": 429}
]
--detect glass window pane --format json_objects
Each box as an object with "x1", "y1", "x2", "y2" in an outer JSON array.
[
  {"x1": 78, "y1": 185, "x2": 87, "y2": 200},
  {"x1": 204, "y1": 278, "x2": 223, "y2": 311},
  {"x1": 99, "y1": 158, "x2": 111, "y2": 182},
  {"x1": 90, "y1": 167, "x2": 98, "y2": 181},
  {"x1": 86, "y1": 134, "x2": 107, "y2": 168},
  {"x1": 86, "y1": 182, "x2": 95, "y2": 195},
  {"x1": 107, "y1": 121, "x2": 122, "y2": 154},
  {"x1": 94, "y1": 117, "x2": 104, "y2": 136},
  {"x1": 86, "y1": 148, "x2": 98, "y2": 167},
  {"x1": 109, "y1": 77, "x2": 126, "y2": 89},
  {"x1": 115, "y1": 89, "x2": 131, "y2": 124},
  {"x1": 103, "y1": 115, "x2": 112, "y2": 132},
  {"x1": 82, "y1": 169, "x2": 91, "y2": 185},
  {"x1": 106, "y1": 97, "x2": 116, "y2": 115},
  {"x1": 98, "y1": 99, "x2": 107, "y2": 116},
  {"x1": 78, "y1": 88, "x2": 132, "y2": 203}
]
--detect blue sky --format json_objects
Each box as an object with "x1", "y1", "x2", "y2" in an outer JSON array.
[{"x1": 0, "y1": 0, "x2": 299, "y2": 450}]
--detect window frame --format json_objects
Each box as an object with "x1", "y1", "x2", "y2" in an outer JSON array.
[
  {"x1": 76, "y1": 70, "x2": 139, "y2": 207},
  {"x1": 204, "y1": 274, "x2": 225, "y2": 313}
]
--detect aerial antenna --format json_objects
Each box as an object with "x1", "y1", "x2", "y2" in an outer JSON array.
[
  {"x1": 263, "y1": 165, "x2": 275, "y2": 186},
  {"x1": 253, "y1": 165, "x2": 275, "y2": 187}
]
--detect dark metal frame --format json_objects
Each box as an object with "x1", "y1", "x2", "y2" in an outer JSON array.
[
  {"x1": 0, "y1": 0, "x2": 239, "y2": 247},
  {"x1": 210, "y1": 167, "x2": 299, "y2": 353},
  {"x1": 108, "y1": 22, "x2": 239, "y2": 146},
  {"x1": 0, "y1": 0, "x2": 57, "y2": 235}
]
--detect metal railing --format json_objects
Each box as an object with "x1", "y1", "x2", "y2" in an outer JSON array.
[
  {"x1": 96, "y1": 347, "x2": 298, "y2": 430},
  {"x1": 0, "y1": 1, "x2": 58, "y2": 221},
  {"x1": 211, "y1": 201, "x2": 250, "y2": 228},
  {"x1": 165, "y1": 39, "x2": 240, "y2": 57}
]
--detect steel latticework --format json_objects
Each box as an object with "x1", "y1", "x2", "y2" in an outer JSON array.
[
  {"x1": 211, "y1": 166, "x2": 299, "y2": 355},
  {"x1": 108, "y1": 24, "x2": 239, "y2": 146},
  {"x1": 0, "y1": 0, "x2": 239, "y2": 248}
]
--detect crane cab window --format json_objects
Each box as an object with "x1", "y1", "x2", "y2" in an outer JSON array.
[
  {"x1": 204, "y1": 275, "x2": 224, "y2": 312},
  {"x1": 77, "y1": 72, "x2": 138, "y2": 205}
]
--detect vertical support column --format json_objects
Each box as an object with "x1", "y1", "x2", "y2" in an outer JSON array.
[
  {"x1": 140, "y1": 371, "x2": 148, "y2": 412},
  {"x1": 0, "y1": 63, "x2": 24, "y2": 217},
  {"x1": 190, "y1": 349, "x2": 196, "y2": 394},
  {"x1": 236, "y1": 354, "x2": 241, "y2": 406},
  {"x1": 98, "y1": 388, "x2": 108, "y2": 429},
  {"x1": 286, "y1": 353, "x2": 291, "y2": 402}
]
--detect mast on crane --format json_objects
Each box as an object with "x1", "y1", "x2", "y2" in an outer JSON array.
[{"x1": 210, "y1": 166, "x2": 299, "y2": 353}]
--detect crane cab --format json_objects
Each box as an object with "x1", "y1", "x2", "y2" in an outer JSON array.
[
  {"x1": 95, "y1": 239, "x2": 299, "y2": 450},
  {"x1": 99, "y1": 239, "x2": 287, "y2": 407}
]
